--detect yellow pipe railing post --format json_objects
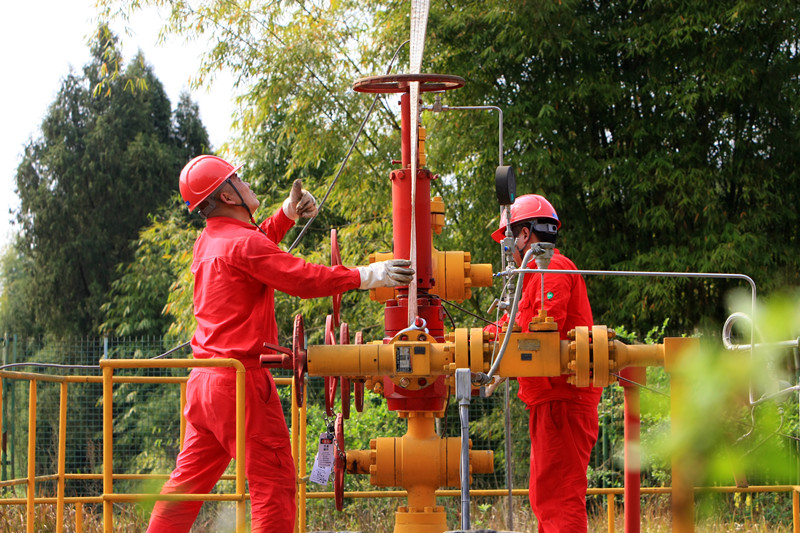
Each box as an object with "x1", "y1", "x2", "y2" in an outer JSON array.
[
  {"x1": 291, "y1": 377, "x2": 300, "y2": 533},
  {"x1": 76, "y1": 501, "x2": 84, "y2": 533},
  {"x1": 56, "y1": 381, "x2": 68, "y2": 533},
  {"x1": 102, "y1": 365, "x2": 114, "y2": 533},
  {"x1": 179, "y1": 381, "x2": 187, "y2": 449},
  {"x1": 235, "y1": 365, "x2": 246, "y2": 532},
  {"x1": 299, "y1": 386, "x2": 307, "y2": 533},
  {"x1": 26, "y1": 379, "x2": 37, "y2": 533},
  {"x1": 793, "y1": 487, "x2": 799, "y2": 533},
  {"x1": 288, "y1": 375, "x2": 308, "y2": 533},
  {"x1": 665, "y1": 337, "x2": 698, "y2": 533},
  {"x1": 607, "y1": 493, "x2": 615, "y2": 533},
  {"x1": 0, "y1": 378, "x2": 4, "y2": 483}
]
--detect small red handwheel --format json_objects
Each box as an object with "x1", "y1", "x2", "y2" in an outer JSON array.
[
  {"x1": 353, "y1": 73, "x2": 466, "y2": 94},
  {"x1": 353, "y1": 331, "x2": 365, "y2": 413},
  {"x1": 324, "y1": 315, "x2": 338, "y2": 417},
  {"x1": 292, "y1": 315, "x2": 307, "y2": 408},
  {"x1": 339, "y1": 322, "x2": 351, "y2": 419},
  {"x1": 334, "y1": 413, "x2": 346, "y2": 512}
]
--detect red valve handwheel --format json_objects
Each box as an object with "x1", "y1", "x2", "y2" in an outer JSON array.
[
  {"x1": 334, "y1": 412, "x2": 345, "y2": 512},
  {"x1": 353, "y1": 73, "x2": 465, "y2": 94},
  {"x1": 331, "y1": 229, "x2": 342, "y2": 328},
  {"x1": 353, "y1": 331, "x2": 365, "y2": 413},
  {"x1": 339, "y1": 322, "x2": 351, "y2": 420},
  {"x1": 324, "y1": 315, "x2": 338, "y2": 417},
  {"x1": 292, "y1": 314, "x2": 307, "y2": 408}
]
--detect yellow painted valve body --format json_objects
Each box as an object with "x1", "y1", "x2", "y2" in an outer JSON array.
[{"x1": 346, "y1": 412, "x2": 493, "y2": 533}]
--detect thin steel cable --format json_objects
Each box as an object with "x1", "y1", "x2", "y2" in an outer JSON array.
[
  {"x1": 0, "y1": 341, "x2": 192, "y2": 372},
  {"x1": 288, "y1": 40, "x2": 410, "y2": 253}
]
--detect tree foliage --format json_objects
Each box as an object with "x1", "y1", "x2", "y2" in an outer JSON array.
[
  {"x1": 12, "y1": 26, "x2": 210, "y2": 337},
  {"x1": 381, "y1": 0, "x2": 800, "y2": 335},
  {"x1": 95, "y1": 0, "x2": 800, "y2": 341}
]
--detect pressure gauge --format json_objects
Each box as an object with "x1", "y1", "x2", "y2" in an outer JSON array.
[{"x1": 495, "y1": 165, "x2": 516, "y2": 206}]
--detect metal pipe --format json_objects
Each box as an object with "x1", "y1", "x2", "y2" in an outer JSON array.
[
  {"x1": 235, "y1": 367, "x2": 246, "y2": 531},
  {"x1": 421, "y1": 101, "x2": 504, "y2": 166},
  {"x1": 180, "y1": 382, "x2": 187, "y2": 448},
  {"x1": 102, "y1": 366, "x2": 113, "y2": 533},
  {"x1": 1, "y1": 333, "x2": 6, "y2": 483},
  {"x1": 504, "y1": 378, "x2": 513, "y2": 530},
  {"x1": 57, "y1": 382, "x2": 68, "y2": 533},
  {"x1": 455, "y1": 369, "x2": 472, "y2": 530},
  {"x1": 26, "y1": 379, "x2": 36, "y2": 533},
  {"x1": 622, "y1": 367, "x2": 646, "y2": 533},
  {"x1": 11, "y1": 334, "x2": 16, "y2": 481},
  {"x1": 513, "y1": 268, "x2": 758, "y2": 403}
]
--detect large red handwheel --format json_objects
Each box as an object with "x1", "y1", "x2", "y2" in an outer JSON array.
[
  {"x1": 331, "y1": 229, "x2": 343, "y2": 328},
  {"x1": 324, "y1": 315, "x2": 338, "y2": 417},
  {"x1": 292, "y1": 315, "x2": 307, "y2": 408},
  {"x1": 353, "y1": 331, "x2": 365, "y2": 413},
  {"x1": 353, "y1": 73, "x2": 465, "y2": 94},
  {"x1": 339, "y1": 322, "x2": 351, "y2": 419},
  {"x1": 334, "y1": 413, "x2": 345, "y2": 512}
]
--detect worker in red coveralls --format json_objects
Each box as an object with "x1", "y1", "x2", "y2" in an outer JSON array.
[
  {"x1": 147, "y1": 154, "x2": 414, "y2": 533},
  {"x1": 486, "y1": 194, "x2": 602, "y2": 533}
]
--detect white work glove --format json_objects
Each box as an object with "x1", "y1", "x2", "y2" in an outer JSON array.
[
  {"x1": 357, "y1": 259, "x2": 415, "y2": 290},
  {"x1": 282, "y1": 179, "x2": 318, "y2": 220}
]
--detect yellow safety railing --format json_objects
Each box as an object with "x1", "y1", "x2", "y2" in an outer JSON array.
[{"x1": 2, "y1": 364, "x2": 799, "y2": 533}]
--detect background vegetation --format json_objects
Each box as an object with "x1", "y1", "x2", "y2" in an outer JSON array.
[{"x1": 1, "y1": 0, "x2": 799, "y2": 531}]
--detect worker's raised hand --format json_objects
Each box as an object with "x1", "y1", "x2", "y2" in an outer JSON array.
[
  {"x1": 357, "y1": 259, "x2": 415, "y2": 290},
  {"x1": 283, "y1": 179, "x2": 318, "y2": 220}
]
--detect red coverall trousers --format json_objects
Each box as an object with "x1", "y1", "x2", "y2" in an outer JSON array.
[
  {"x1": 147, "y1": 365, "x2": 296, "y2": 533},
  {"x1": 528, "y1": 400, "x2": 599, "y2": 533}
]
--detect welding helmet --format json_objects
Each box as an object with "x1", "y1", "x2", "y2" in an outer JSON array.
[
  {"x1": 179, "y1": 155, "x2": 243, "y2": 212},
  {"x1": 491, "y1": 194, "x2": 561, "y2": 243}
]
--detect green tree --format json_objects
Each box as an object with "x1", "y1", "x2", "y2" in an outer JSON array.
[
  {"x1": 401, "y1": 0, "x2": 800, "y2": 335},
  {"x1": 0, "y1": 238, "x2": 40, "y2": 339},
  {"x1": 12, "y1": 25, "x2": 210, "y2": 337},
  {"x1": 97, "y1": 0, "x2": 800, "y2": 339}
]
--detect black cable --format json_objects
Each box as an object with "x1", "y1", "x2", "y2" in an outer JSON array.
[
  {"x1": 611, "y1": 372, "x2": 670, "y2": 397},
  {"x1": 440, "y1": 298, "x2": 495, "y2": 326},
  {"x1": 150, "y1": 341, "x2": 192, "y2": 359}
]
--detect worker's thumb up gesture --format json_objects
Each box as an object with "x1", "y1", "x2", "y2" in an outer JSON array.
[{"x1": 283, "y1": 179, "x2": 318, "y2": 220}]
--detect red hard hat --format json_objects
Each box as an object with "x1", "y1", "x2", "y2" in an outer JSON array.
[
  {"x1": 179, "y1": 155, "x2": 243, "y2": 212},
  {"x1": 491, "y1": 194, "x2": 561, "y2": 243}
]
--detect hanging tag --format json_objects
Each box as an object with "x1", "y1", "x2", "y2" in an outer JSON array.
[
  {"x1": 317, "y1": 432, "x2": 336, "y2": 469},
  {"x1": 309, "y1": 432, "x2": 334, "y2": 485},
  {"x1": 309, "y1": 455, "x2": 331, "y2": 485}
]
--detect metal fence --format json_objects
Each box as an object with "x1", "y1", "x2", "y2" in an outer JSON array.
[{"x1": 1, "y1": 334, "x2": 797, "y2": 531}]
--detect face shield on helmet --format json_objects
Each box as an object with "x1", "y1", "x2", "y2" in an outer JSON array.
[{"x1": 491, "y1": 194, "x2": 561, "y2": 243}]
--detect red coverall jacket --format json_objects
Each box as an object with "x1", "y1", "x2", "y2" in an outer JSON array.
[
  {"x1": 488, "y1": 249, "x2": 602, "y2": 533},
  {"x1": 148, "y1": 210, "x2": 360, "y2": 533}
]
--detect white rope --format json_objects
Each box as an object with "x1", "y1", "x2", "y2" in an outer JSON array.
[{"x1": 407, "y1": 0, "x2": 429, "y2": 325}]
